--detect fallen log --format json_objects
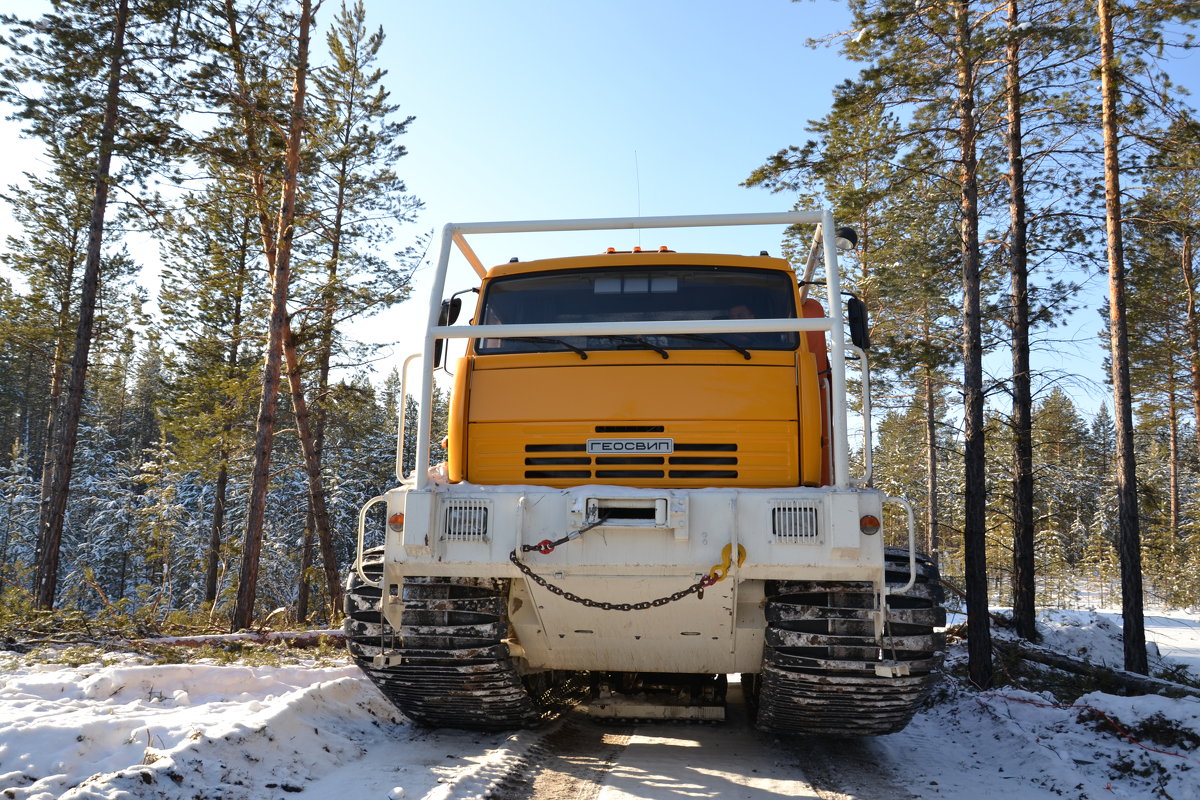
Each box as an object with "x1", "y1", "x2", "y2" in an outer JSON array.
[
  {"x1": 994, "y1": 639, "x2": 1200, "y2": 700},
  {"x1": 132, "y1": 629, "x2": 345, "y2": 649}
]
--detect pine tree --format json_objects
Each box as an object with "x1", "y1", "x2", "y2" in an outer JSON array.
[
  {"x1": 0, "y1": 148, "x2": 140, "y2": 592},
  {"x1": 284, "y1": 0, "x2": 421, "y2": 618},
  {"x1": 1097, "y1": 0, "x2": 1147, "y2": 674},
  {"x1": 0, "y1": 0, "x2": 191, "y2": 609},
  {"x1": 229, "y1": 0, "x2": 316, "y2": 631},
  {"x1": 159, "y1": 169, "x2": 265, "y2": 609},
  {"x1": 824, "y1": 0, "x2": 996, "y2": 686}
]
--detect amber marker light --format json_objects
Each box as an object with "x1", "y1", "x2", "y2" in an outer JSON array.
[
  {"x1": 388, "y1": 513, "x2": 405, "y2": 532},
  {"x1": 859, "y1": 515, "x2": 881, "y2": 535},
  {"x1": 659, "y1": 245, "x2": 669, "y2": 252}
]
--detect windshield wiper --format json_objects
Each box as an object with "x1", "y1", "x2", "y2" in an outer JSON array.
[
  {"x1": 512, "y1": 336, "x2": 589, "y2": 359},
  {"x1": 602, "y1": 335, "x2": 669, "y2": 359},
  {"x1": 669, "y1": 333, "x2": 752, "y2": 360}
]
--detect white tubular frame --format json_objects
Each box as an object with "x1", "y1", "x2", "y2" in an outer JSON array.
[
  {"x1": 884, "y1": 495, "x2": 918, "y2": 594},
  {"x1": 847, "y1": 344, "x2": 873, "y2": 487},
  {"x1": 411, "y1": 211, "x2": 856, "y2": 491},
  {"x1": 395, "y1": 353, "x2": 422, "y2": 484},
  {"x1": 355, "y1": 495, "x2": 387, "y2": 587}
]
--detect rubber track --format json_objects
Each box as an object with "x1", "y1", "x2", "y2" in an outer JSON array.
[
  {"x1": 344, "y1": 548, "x2": 580, "y2": 731},
  {"x1": 754, "y1": 548, "x2": 946, "y2": 736}
]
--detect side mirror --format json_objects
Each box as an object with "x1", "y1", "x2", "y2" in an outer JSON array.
[
  {"x1": 847, "y1": 296, "x2": 870, "y2": 351},
  {"x1": 432, "y1": 297, "x2": 463, "y2": 368}
]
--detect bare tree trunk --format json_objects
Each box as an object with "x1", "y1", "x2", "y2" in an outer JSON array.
[
  {"x1": 34, "y1": 0, "x2": 129, "y2": 609},
  {"x1": 282, "y1": 320, "x2": 342, "y2": 619},
  {"x1": 297, "y1": 512, "x2": 313, "y2": 622},
  {"x1": 956, "y1": 0, "x2": 993, "y2": 689},
  {"x1": 31, "y1": 295, "x2": 72, "y2": 592},
  {"x1": 1181, "y1": 233, "x2": 1200, "y2": 450},
  {"x1": 205, "y1": 459, "x2": 227, "y2": 604},
  {"x1": 233, "y1": 0, "x2": 313, "y2": 632},
  {"x1": 1098, "y1": 0, "x2": 1147, "y2": 675},
  {"x1": 1006, "y1": 0, "x2": 1037, "y2": 642},
  {"x1": 923, "y1": 363, "x2": 940, "y2": 562},
  {"x1": 993, "y1": 639, "x2": 1200, "y2": 699},
  {"x1": 1167, "y1": 366, "x2": 1179, "y2": 539}
]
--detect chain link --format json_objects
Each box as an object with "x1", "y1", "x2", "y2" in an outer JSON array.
[{"x1": 508, "y1": 549, "x2": 714, "y2": 610}]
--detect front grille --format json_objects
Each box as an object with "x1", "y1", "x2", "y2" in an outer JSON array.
[{"x1": 522, "y1": 440, "x2": 739, "y2": 481}]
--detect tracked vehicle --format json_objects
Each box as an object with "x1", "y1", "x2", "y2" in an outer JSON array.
[{"x1": 345, "y1": 211, "x2": 944, "y2": 735}]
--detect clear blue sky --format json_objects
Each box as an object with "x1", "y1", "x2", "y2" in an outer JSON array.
[
  {"x1": 1, "y1": 0, "x2": 1197, "y2": 410},
  {"x1": 357, "y1": 0, "x2": 863, "y2": 368},
  {"x1": 375, "y1": 0, "x2": 855, "y2": 237}
]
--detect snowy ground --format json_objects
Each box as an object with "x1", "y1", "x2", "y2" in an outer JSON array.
[{"x1": 1, "y1": 609, "x2": 1197, "y2": 800}]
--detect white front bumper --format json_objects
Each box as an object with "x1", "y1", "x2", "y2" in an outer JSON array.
[{"x1": 377, "y1": 483, "x2": 889, "y2": 673}]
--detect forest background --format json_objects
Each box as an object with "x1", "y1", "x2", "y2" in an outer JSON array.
[{"x1": 0, "y1": 0, "x2": 1196, "y2": 667}]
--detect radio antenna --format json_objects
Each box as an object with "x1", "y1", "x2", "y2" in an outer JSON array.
[{"x1": 634, "y1": 150, "x2": 642, "y2": 248}]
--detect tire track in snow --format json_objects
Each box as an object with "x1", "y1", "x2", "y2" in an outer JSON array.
[
  {"x1": 476, "y1": 684, "x2": 912, "y2": 800},
  {"x1": 484, "y1": 719, "x2": 632, "y2": 800}
]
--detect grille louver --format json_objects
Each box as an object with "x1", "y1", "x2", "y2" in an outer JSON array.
[
  {"x1": 523, "y1": 436, "x2": 738, "y2": 481},
  {"x1": 771, "y1": 500, "x2": 821, "y2": 543},
  {"x1": 442, "y1": 499, "x2": 490, "y2": 542}
]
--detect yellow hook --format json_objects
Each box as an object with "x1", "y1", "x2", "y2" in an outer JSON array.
[{"x1": 707, "y1": 543, "x2": 747, "y2": 585}]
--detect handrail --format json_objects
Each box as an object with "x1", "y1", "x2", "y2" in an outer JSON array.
[
  {"x1": 395, "y1": 353, "x2": 422, "y2": 484},
  {"x1": 883, "y1": 496, "x2": 917, "y2": 595},
  {"x1": 355, "y1": 495, "x2": 387, "y2": 588},
  {"x1": 847, "y1": 344, "x2": 873, "y2": 487},
  {"x1": 819, "y1": 213, "x2": 850, "y2": 488},
  {"x1": 444, "y1": 210, "x2": 827, "y2": 236}
]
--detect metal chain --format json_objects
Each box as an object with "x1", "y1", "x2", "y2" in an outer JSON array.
[
  {"x1": 520, "y1": 517, "x2": 607, "y2": 556},
  {"x1": 508, "y1": 549, "x2": 714, "y2": 609}
]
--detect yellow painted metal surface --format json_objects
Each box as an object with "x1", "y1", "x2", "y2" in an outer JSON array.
[
  {"x1": 447, "y1": 357, "x2": 470, "y2": 483},
  {"x1": 446, "y1": 251, "x2": 831, "y2": 489},
  {"x1": 469, "y1": 358, "x2": 798, "y2": 422}
]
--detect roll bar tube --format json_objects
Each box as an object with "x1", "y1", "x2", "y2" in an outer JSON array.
[
  {"x1": 395, "y1": 352, "x2": 422, "y2": 484},
  {"x1": 410, "y1": 211, "x2": 858, "y2": 491}
]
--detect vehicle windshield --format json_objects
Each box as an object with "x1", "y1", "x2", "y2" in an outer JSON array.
[{"x1": 475, "y1": 266, "x2": 799, "y2": 355}]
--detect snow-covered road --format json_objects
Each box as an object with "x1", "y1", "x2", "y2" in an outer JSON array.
[{"x1": 1, "y1": 609, "x2": 1197, "y2": 800}]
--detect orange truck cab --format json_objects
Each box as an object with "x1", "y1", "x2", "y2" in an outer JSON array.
[{"x1": 447, "y1": 251, "x2": 831, "y2": 490}]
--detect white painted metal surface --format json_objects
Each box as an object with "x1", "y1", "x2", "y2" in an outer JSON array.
[
  {"x1": 360, "y1": 210, "x2": 918, "y2": 674},
  {"x1": 374, "y1": 481, "x2": 891, "y2": 673}
]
